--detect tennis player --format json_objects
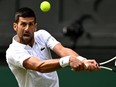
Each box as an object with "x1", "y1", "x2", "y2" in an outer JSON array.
[{"x1": 6, "y1": 7, "x2": 99, "y2": 87}]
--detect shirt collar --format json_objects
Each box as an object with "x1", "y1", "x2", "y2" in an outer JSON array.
[
  {"x1": 12, "y1": 35, "x2": 37, "y2": 49},
  {"x1": 12, "y1": 35, "x2": 30, "y2": 49}
]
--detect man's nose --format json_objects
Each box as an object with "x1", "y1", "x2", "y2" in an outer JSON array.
[{"x1": 25, "y1": 25, "x2": 30, "y2": 31}]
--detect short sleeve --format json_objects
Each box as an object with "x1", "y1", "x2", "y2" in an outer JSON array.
[
  {"x1": 35, "y1": 29, "x2": 60, "y2": 49},
  {"x1": 46, "y1": 36, "x2": 60, "y2": 49},
  {"x1": 6, "y1": 47, "x2": 32, "y2": 69}
]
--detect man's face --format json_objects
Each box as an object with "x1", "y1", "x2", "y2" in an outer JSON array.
[{"x1": 13, "y1": 17, "x2": 37, "y2": 45}]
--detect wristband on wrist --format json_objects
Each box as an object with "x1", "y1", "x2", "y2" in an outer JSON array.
[
  {"x1": 59, "y1": 56, "x2": 70, "y2": 67},
  {"x1": 76, "y1": 56, "x2": 86, "y2": 61}
]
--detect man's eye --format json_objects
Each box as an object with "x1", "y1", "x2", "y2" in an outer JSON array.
[
  {"x1": 21, "y1": 23, "x2": 26, "y2": 26},
  {"x1": 29, "y1": 23, "x2": 33, "y2": 26}
]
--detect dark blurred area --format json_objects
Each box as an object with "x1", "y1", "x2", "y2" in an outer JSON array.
[
  {"x1": 62, "y1": 14, "x2": 93, "y2": 50},
  {"x1": 1, "y1": 0, "x2": 116, "y2": 66}
]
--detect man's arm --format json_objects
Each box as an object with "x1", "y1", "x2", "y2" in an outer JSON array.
[
  {"x1": 52, "y1": 43, "x2": 79, "y2": 57},
  {"x1": 23, "y1": 55, "x2": 87, "y2": 73},
  {"x1": 52, "y1": 43, "x2": 99, "y2": 71},
  {"x1": 23, "y1": 43, "x2": 99, "y2": 73},
  {"x1": 23, "y1": 56, "x2": 61, "y2": 73}
]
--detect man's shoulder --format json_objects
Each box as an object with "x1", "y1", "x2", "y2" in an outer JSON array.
[
  {"x1": 34, "y1": 29, "x2": 50, "y2": 42},
  {"x1": 35, "y1": 29, "x2": 48, "y2": 35},
  {"x1": 6, "y1": 43, "x2": 23, "y2": 52}
]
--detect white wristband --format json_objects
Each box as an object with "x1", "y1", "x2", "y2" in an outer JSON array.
[
  {"x1": 76, "y1": 56, "x2": 86, "y2": 61},
  {"x1": 59, "y1": 56, "x2": 70, "y2": 67}
]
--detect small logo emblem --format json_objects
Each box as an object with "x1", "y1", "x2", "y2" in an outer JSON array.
[{"x1": 41, "y1": 47, "x2": 45, "y2": 51}]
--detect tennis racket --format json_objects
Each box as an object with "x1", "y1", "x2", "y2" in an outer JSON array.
[{"x1": 99, "y1": 56, "x2": 116, "y2": 73}]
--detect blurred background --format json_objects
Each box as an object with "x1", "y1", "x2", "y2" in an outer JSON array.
[{"x1": 1, "y1": 0, "x2": 116, "y2": 87}]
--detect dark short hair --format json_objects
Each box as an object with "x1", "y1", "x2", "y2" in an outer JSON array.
[{"x1": 14, "y1": 7, "x2": 36, "y2": 23}]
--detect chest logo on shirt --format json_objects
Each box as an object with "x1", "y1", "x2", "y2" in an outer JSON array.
[{"x1": 40, "y1": 47, "x2": 45, "y2": 51}]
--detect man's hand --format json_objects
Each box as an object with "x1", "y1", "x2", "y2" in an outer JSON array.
[
  {"x1": 82, "y1": 59, "x2": 100, "y2": 71},
  {"x1": 69, "y1": 57, "x2": 99, "y2": 71},
  {"x1": 69, "y1": 57, "x2": 87, "y2": 71}
]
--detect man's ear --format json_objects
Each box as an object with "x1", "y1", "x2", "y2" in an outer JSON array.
[{"x1": 13, "y1": 23, "x2": 18, "y2": 31}]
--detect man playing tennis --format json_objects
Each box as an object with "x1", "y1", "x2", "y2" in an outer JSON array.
[{"x1": 6, "y1": 7, "x2": 99, "y2": 87}]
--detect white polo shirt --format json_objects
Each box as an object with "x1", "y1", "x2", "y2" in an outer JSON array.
[{"x1": 6, "y1": 29, "x2": 60, "y2": 87}]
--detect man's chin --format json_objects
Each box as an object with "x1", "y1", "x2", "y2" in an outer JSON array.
[{"x1": 22, "y1": 37, "x2": 31, "y2": 44}]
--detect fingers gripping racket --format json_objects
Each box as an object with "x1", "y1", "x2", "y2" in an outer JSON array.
[{"x1": 99, "y1": 57, "x2": 116, "y2": 73}]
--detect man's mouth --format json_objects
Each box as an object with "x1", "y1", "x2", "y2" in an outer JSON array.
[{"x1": 23, "y1": 34, "x2": 30, "y2": 38}]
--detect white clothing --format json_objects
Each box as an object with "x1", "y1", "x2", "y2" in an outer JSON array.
[{"x1": 6, "y1": 29, "x2": 60, "y2": 87}]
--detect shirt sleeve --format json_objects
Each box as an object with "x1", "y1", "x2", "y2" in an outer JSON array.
[
  {"x1": 7, "y1": 47, "x2": 32, "y2": 69},
  {"x1": 36, "y1": 29, "x2": 60, "y2": 49},
  {"x1": 46, "y1": 36, "x2": 60, "y2": 49}
]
